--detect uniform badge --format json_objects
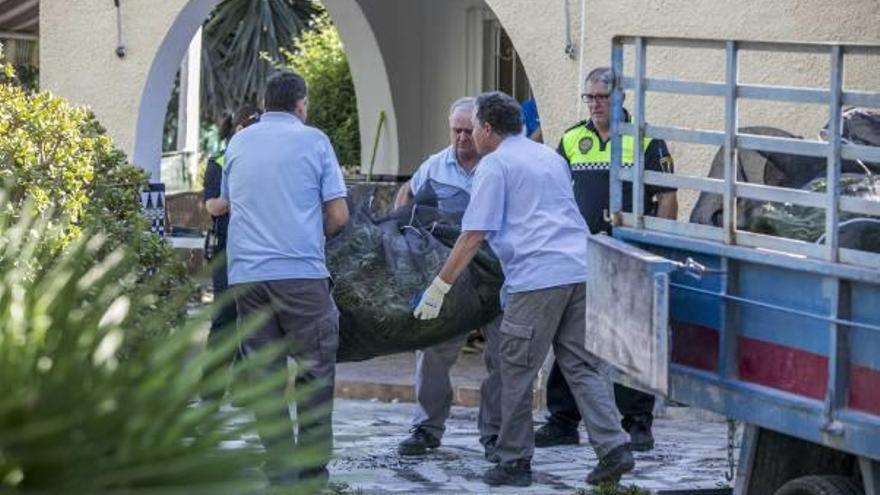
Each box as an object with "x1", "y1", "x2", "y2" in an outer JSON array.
[
  {"x1": 578, "y1": 137, "x2": 593, "y2": 154},
  {"x1": 659, "y1": 155, "x2": 674, "y2": 173}
]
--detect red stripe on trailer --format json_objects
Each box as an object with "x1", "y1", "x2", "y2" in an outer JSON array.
[
  {"x1": 671, "y1": 322, "x2": 718, "y2": 372},
  {"x1": 849, "y1": 365, "x2": 880, "y2": 415},
  {"x1": 667, "y1": 322, "x2": 880, "y2": 414},
  {"x1": 738, "y1": 337, "x2": 828, "y2": 400}
]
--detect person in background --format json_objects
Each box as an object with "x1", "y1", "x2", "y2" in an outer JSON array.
[
  {"x1": 203, "y1": 103, "x2": 260, "y2": 380},
  {"x1": 536, "y1": 66, "x2": 678, "y2": 452},
  {"x1": 393, "y1": 98, "x2": 502, "y2": 460},
  {"x1": 520, "y1": 95, "x2": 543, "y2": 142}
]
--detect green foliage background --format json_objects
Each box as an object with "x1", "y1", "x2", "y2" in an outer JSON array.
[
  {"x1": 279, "y1": 13, "x2": 361, "y2": 172},
  {"x1": 0, "y1": 51, "x2": 321, "y2": 494},
  {"x1": 0, "y1": 51, "x2": 191, "y2": 341},
  {"x1": 0, "y1": 197, "x2": 308, "y2": 494}
]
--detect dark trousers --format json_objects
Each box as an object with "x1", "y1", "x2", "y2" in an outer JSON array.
[
  {"x1": 207, "y1": 248, "x2": 239, "y2": 349},
  {"x1": 546, "y1": 360, "x2": 655, "y2": 432},
  {"x1": 235, "y1": 278, "x2": 340, "y2": 485},
  {"x1": 200, "y1": 249, "x2": 242, "y2": 402}
]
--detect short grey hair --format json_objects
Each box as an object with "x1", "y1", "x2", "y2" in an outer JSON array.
[
  {"x1": 585, "y1": 66, "x2": 614, "y2": 88},
  {"x1": 474, "y1": 91, "x2": 522, "y2": 137},
  {"x1": 448, "y1": 97, "x2": 476, "y2": 118}
]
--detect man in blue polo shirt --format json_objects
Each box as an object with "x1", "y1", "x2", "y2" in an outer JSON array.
[
  {"x1": 414, "y1": 92, "x2": 634, "y2": 488},
  {"x1": 393, "y1": 97, "x2": 478, "y2": 214},
  {"x1": 219, "y1": 71, "x2": 349, "y2": 489},
  {"x1": 393, "y1": 98, "x2": 504, "y2": 457}
]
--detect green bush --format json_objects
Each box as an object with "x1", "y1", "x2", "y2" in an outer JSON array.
[
  {"x1": 0, "y1": 42, "x2": 38, "y2": 92},
  {"x1": 0, "y1": 54, "x2": 191, "y2": 340},
  {"x1": 0, "y1": 198, "x2": 316, "y2": 494},
  {"x1": 280, "y1": 13, "x2": 361, "y2": 172}
]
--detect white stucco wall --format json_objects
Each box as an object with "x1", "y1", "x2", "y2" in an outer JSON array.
[
  {"x1": 491, "y1": 0, "x2": 880, "y2": 215},
  {"x1": 323, "y1": 0, "x2": 399, "y2": 176},
  {"x1": 40, "y1": 0, "x2": 491, "y2": 178},
  {"x1": 40, "y1": 0, "x2": 197, "y2": 176},
  {"x1": 41, "y1": 0, "x2": 879, "y2": 207},
  {"x1": 484, "y1": 0, "x2": 584, "y2": 151},
  {"x1": 356, "y1": 0, "x2": 486, "y2": 175}
]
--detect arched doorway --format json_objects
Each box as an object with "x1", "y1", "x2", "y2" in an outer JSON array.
[
  {"x1": 132, "y1": 0, "x2": 538, "y2": 182},
  {"x1": 132, "y1": 0, "x2": 398, "y2": 181}
]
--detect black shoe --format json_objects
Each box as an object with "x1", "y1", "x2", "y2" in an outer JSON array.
[
  {"x1": 397, "y1": 427, "x2": 440, "y2": 456},
  {"x1": 483, "y1": 460, "x2": 532, "y2": 487},
  {"x1": 482, "y1": 435, "x2": 500, "y2": 463},
  {"x1": 586, "y1": 443, "x2": 635, "y2": 485},
  {"x1": 628, "y1": 421, "x2": 655, "y2": 452},
  {"x1": 534, "y1": 421, "x2": 579, "y2": 448}
]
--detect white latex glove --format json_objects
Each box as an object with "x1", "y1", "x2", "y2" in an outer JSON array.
[{"x1": 413, "y1": 276, "x2": 452, "y2": 320}]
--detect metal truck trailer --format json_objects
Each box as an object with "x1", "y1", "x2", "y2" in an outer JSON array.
[{"x1": 587, "y1": 36, "x2": 880, "y2": 495}]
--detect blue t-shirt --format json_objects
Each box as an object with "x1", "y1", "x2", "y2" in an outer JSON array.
[
  {"x1": 462, "y1": 135, "x2": 588, "y2": 295},
  {"x1": 221, "y1": 112, "x2": 347, "y2": 285},
  {"x1": 521, "y1": 97, "x2": 541, "y2": 137}
]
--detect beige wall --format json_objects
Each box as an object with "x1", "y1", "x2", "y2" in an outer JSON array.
[
  {"x1": 485, "y1": 0, "x2": 584, "y2": 151},
  {"x1": 356, "y1": 0, "x2": 486, "y2": 175},
  {"x1": 492, "y1": 0, "x2": 880, "y2": 215},
  {"x1": 40, "y1": 0, "x2": 490, "y2": 178},
  {"x1": 41, "y1": 0, "x2": 879, "y2": 206},
  {"x1": 323, "y1": 0, "x2": 399, "y2": 175},
  {"x1": 40, "y1": 0, "x2": 199, "y2": 176}
]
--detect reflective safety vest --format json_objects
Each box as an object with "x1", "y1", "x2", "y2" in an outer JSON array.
[
  {"x1": 213, "y1": 154, "x2": 226, "y2": 168},
  {"x1": 559, "y1": 122, "x2": 652, "y2": 171}
]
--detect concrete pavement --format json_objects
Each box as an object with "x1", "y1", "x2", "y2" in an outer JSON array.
[{"x1": 329, "y1": 399, "x2": 735, "y2": 494}]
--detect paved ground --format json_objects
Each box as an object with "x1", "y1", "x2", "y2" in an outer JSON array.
[
  {"x1": 329, "y1": 399, "x2": 735, "y2": 494},
  {"x1": 193, "y1": 308, "x2": 735, "y2": 493}
]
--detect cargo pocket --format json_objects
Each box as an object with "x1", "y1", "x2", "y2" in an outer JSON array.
[
  {"x1": 500, "y1": 321, "x2": 534, "y2": 367},
  {"x1": 315, "y1": 312, "x2": 340, "y2": 361}
]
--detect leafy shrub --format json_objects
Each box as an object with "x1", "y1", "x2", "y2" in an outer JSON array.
[
  {"x1": 0, "y1": 41, "x2": 38, "y2": 92},
  {"x1": 279, "y1": 13, "x2": 361, "y2": 172},
  {"x1": 0, "y1": 198, "x2": 312, "y2": 494},
  {"x1": 0, "y1": 53, "x2": 191, "y2": 340}
]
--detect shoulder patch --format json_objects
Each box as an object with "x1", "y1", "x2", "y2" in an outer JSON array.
[{"x1": 578, "y1": 136, "x2": 593, "y2": 154}]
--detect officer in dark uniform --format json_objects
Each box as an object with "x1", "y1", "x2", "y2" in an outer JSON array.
[
  {"x1": 202, "y1": 103, "x2": 261, "y2": 381},
  {"x1": 535, "y1": 67, "x2": 678, "y2": 452}
]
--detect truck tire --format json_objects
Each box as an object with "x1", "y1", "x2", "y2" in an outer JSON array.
[{"x1": 774, "y1": 475, "x2": 864, "y2": 495}]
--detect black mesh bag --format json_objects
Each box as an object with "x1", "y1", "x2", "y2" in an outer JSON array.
[{"x1": 327, "y1": 181, "x2": 502, "y2": 362}]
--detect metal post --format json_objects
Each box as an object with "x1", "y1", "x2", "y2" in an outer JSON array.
[
  {"x1": 632, "y1": 37, "x2": 647, "y2": 229},
  {"x1": 610, "y1": 40, "x2": 625, "y2": 220},
  {"x1": 822, "y1": 49, "x2": 846, "y2": 434},
  {"x1": 822, "y1": 278, "x2": 849, "y2": 434},
  {"x1": 719, "y1": 257, "x2": 739, "y2": 380},
  {"x1": 114, "y1": 0, "x2": 126, "y2": 58},
  {"x1": 825, "y1": 45, "x2": 843, "y2": 262},
  {"x1": 177, "y1": 27, "x2": 202, "y2": 190},
  {"x1": 732, "y1": 425, "x2": 760, "y2": 495},
  {"x1": 723, "y1": 41, "x2": 739, "y2": 245},
  {"x1": 860, "y1": 457, "x2": 880, "y2": 495},
  {"x1": 562, "y1": 0, "x2": 577, "y2": 59}
]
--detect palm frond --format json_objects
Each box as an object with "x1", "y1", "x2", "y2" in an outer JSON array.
[
  {"x1": 201, "y1": 0, "x2": 319, "y2": 122},
  {"x1": 0, "y1": 195, "x2": 322, "y2": 494}
]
